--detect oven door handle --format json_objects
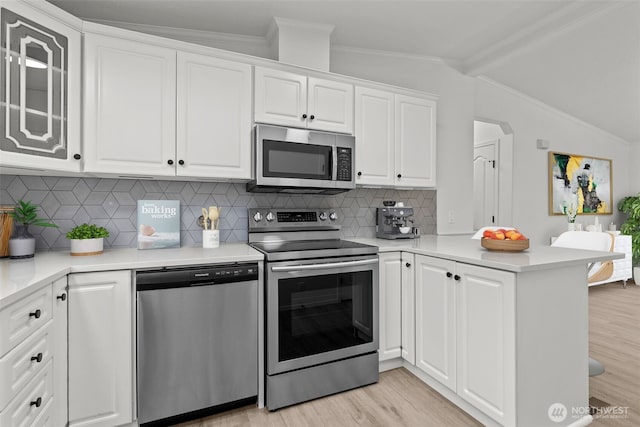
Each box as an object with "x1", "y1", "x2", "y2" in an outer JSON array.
[{"x1": 270, "y1": 258, "x2": 378, "y2": 272}]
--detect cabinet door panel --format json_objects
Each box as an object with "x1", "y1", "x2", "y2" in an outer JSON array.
[
  {"x1": 83, "y1": 33, "x2": 176, "y2": 176},
  {"x1": 456, "y1": 263, "x2": 514, "y2": 425},
  {"x1": 378, "y1": 253, "x2": 402, "y2": 361},
  {"x1": 52, "y1": 277, "x2": 67, "y2": 427},
  {"x1": 354, "y1": 87, "x2": 395, "y2": 186},
  {"x1": 254, "y1": 67, "x2": 306, "y2": 128},
  {"x1": 307, "y1": 77, "x2": 353, "y2": 134},
  {"x1": 395, "y1": 95, "x2": 436, "y2": 187},
  {"x1": 68, "y1": 271, "x2": 132, "y2": 427},
  {"x1": 0, "y1": 4, "x2": 81, "y2": 172},
  {"x1": 177, "y1": 52, "x2": 251, "y2": 178},
  {"x1": 415, "y1": 255, "x2": 456, "y2": 389},
  {"x1": 400, "y1": 253, "x2": 415, "y2": 364}
]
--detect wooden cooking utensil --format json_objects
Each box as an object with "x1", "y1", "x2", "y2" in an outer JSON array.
[
  {"x1": 208, "y1": 207, "x2": 219, "y2": 230},
  {"x1": 202, "y1": 208, "x2": 209, "y2": 230}
]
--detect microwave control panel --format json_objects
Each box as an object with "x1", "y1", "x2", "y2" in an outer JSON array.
[{"x1": 336, "y1": 147, "x2": 352, "y2": 181}]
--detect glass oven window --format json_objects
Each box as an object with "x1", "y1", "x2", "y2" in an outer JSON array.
[
  {"x1": 278, "y1": 270, "x2": 373, "y2": 361},
  {"x1": 263, "y1": 139, "x2": 332, "y2": 180}
]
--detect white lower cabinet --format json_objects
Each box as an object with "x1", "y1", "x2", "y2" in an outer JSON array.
[
  {"x1": 0, "y1": 277, "x2": 66, "y2": 427},
  {"x1": 414, "y1": 254, "x2": 515, "y2": 426},
  {"x1": 378, "y1": 252, "x2": 415, "y2": 365},
  {"x1": 68, "y1": 270, "x2": 133, "y2": 427}
]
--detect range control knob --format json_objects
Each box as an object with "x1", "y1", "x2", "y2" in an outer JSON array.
[
  {"x1": 399, "y1": 210, "x2": 405, "y2": 216},
  {"x1": 329, "y1": 212, "x2": 338, "y2": 221},
  {"x1": 319, "y1": 212, "x2": 327, "y2": 221},
  {"x1": 266, "y1": 212, "x2": 275, "y2": 222},
  {"x1": 253, "y1": 212, "x2": 263, "y2": 222}
]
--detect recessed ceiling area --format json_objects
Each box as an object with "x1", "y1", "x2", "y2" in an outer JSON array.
[{"x1": 47, "y1": 0, "x2": 640, "y2": 142}]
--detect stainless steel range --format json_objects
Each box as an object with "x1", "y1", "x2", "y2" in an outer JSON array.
[{"x1": 248, "y1": 208, "x2": 379, "y2": 410}]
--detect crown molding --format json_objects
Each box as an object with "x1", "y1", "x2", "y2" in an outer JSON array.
[
  {"x1": 464, "y1": 1, "x2": 627, "y2": 76},
  {"x1": 86, "y1": 19, "x2": 270, "y2": 51},
  {"x1": 331, "y1": 44, "x2": 455, "y2": 67},
  {"x1": 477, "y1": 76, "x2": 630, "y2": 145}
]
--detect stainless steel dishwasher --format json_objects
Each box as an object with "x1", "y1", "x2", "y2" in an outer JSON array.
[{"x1": 135, "y1": 263, "x2": 258, "y2": 426}]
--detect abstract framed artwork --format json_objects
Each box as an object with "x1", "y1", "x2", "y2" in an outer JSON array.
[{"x1": 549, "y1": 152, "x2": 612, "y2": 215}]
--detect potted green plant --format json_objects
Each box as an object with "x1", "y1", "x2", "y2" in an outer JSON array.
[
  {"x1": 9, "y1": 200, "x2": 58, "y2": 259},
  {"x1": 66, "y1": 223, "x2": 110, "y2": 256},
  {"x1": 617, "y1": 194, "x2": 640, "y2": 279}
]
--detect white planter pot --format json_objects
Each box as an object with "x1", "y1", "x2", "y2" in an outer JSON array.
[{"x1": 70, "y1": 238, "x2": 104, "y2": 256}]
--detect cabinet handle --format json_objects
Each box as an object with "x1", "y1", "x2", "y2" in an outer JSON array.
[
  {"x1": 397, "y1": 174, "x2": 402, "y2": 179},
  {"x1": 446, "y1": 272, "x2": 453, "y2": 278},
  {"x1": 405, "y1": 262, "x2": 411, "y2": 268},
  {"x1": 30, "y1": 397, "x2": 42, "y2": 408},
  {"x1": 56, "y1": 293, "x2": 66, "y2": 301},
  {"x1": 309, "y1": 114, "x2": 315, "y2": 120},
  {"x1": 454, "y1": 274, "x2": 461, "y2": 281},
  {"x1": 29, "y1": 309, "x2": 41, "y2": 319},
  {"x1": 167, "y1": 159, "x2": 174, "y2": 165},
  {"x1": 31, "y1": 352, "x2": 43, "y2": 363},
  {"x1": 73, "y1": 153, "x2": 81, "y2": 160},
  {"x1": 357, "y1": 171, "x2": 362, "y2": 177},
  {"x1": 302, "y1": 114, "x2": 307, "y2": 119},
  {"x1": 178, "y1": 160, "x2": 185, "y2": 165}
]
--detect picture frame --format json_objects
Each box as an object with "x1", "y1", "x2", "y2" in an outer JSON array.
[{"x1": 548, "y1": 152, "x2": 612, "y2": 215}]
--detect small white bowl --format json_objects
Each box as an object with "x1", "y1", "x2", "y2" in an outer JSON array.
[{"x1": 399, "y1": 226, "x2": 411, "y2": 234}]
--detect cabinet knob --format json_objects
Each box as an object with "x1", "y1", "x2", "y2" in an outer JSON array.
[
  {"x1": 29, "y1": 309, "x2": 41, "y2": 319},
  {"x1": 357, "y1": 171, "x2": 362, "y2": 177},
  {"x1": 56, "y1": 293, "x2": 66, "y2": 301},
  {"x1": 309, "y1": 114, "x2": 315, "y2": 120},
  {"x1": 454, "y1": 274, "x2": 461, "y2": 281},
  {"x1": 405, "y1": 262, "x2": 411, "y2": 268},
  {"x1": 446, "y1": 272, "x2": 453, "y2": 278},
  {"x1": 178, "y1": 160, "x2": 185, "y2": 165},
  {"x1": 31, "y1": 352, "x2": 43, "y2": 363},
  {"x1": 167, "y1": 159, "x2": 174, "y2": 165},
  {"x1": 30, "y1": 397, "x2": 42, "y2": 408},
  {"x1": 302, "y1": 114, "x2": 307, "y2": 119},
  {"x1": 73, "y1": 153, "x2": 81, "y2": 160},
  {"x1": 397, "y1": 174, "x2": 402, "y2": 179}
]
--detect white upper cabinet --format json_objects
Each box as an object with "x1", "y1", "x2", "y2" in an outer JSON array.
[
  {"x1": 254, "y1": 66, "x2": 354, "y2": 134},
  {"x1": 354, "y1": 87, "x2": 395, "y2": 186},
  {"x1": 83, "y1": 33, "x2": 177, "y2": 176},
  {"x1": 355, "y1": 88, "x2": 436, "y2": 188},
  {"x1": 395, "y1": 95, "x2": 436, "y2": 188},
  {"x1": 0, "y1": 3, "x2": 81, "y2": 172},
  {"x1": 176, "y1": 52, "x2": 252, "y2": 179}
]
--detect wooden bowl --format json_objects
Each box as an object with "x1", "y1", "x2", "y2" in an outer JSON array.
[{"x1": 481, "y1": 237, "x2": 529, "y2": 252}]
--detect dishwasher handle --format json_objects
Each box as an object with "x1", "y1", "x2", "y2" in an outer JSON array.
[{"x1": 271, "y1": 258, "x2": 378, "y2": 273}]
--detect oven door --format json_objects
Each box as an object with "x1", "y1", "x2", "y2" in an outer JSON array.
[{"x1": 266, "y1": 255, "x2": 379, "y2": 375}]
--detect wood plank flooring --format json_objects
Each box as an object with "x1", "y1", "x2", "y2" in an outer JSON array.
[{"x1": 177, "y1": 281, "x2": 639, "y2": 427}]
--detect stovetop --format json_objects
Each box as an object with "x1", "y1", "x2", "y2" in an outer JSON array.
[
  {"x1": 250, "y1": 239, "x2": 377, "y2": 261},
  {"x1": 247, "y1": 208, "x2": 377, "y2": 261}
]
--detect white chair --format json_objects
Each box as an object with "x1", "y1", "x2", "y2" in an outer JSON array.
[{"x1": 551, "y1": 231, "x2": 613, "y2": 376}]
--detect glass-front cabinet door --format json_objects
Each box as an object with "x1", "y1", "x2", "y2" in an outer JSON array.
[{"x1": 0, "y1": 4, "x2": 81, "y2": 172}]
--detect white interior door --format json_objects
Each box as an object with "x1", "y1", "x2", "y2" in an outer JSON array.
[{"x1": 473, "y1": 140, "x2": 498, "y2": 229}]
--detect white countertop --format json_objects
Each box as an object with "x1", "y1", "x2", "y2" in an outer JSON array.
[
  {"x1": 0, "y1": 244, "x2": 264, "y2": 309},
  {"x1": 350, "y1": 235, "x2": 623, "y2": 273},
  {"x1": 1, "y1": 236, "x2": 623, "y2": 309}
]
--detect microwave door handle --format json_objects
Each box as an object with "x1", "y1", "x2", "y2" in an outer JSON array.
[
  {"x1": 331, "y1": 146, "x2": 337, "y2": 181},
  {"x1": 271, "y1": 258, "x2": 378, "y2": 272}
]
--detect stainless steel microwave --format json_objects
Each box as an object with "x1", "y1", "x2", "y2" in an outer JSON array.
[{"x1": 246, "y1": 124, "x2": 355, "y2": 194}]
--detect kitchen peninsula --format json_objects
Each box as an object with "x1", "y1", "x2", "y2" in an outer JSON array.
[{"x1": 0, "y1": 237, "x2": 620, "y2": 427}]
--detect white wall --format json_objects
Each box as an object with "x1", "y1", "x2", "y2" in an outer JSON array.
[
  {"x1": 631, "y1": 144, "x2": 640, "y2": 195},
  {"x1": 475, "y1": 78, "x2": 632, "y2": 244},
  {"x1": 330, "y1": 49, "x2": 477, "y2": 235}
]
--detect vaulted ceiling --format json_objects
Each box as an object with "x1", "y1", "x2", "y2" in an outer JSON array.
[{"x1": 48, "y1": 0, "x2": 640, "y2": 143}]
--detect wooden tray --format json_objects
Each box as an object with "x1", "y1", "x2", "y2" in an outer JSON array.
[{"x1": 481, "y1": 238, "x2": 529, "y2": 252}]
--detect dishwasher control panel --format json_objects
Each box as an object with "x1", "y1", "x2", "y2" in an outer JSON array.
[{"x1": 136, "y1": 263, "x2": 259, "y2": 291}]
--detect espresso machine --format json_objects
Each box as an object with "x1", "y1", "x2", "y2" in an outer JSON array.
[{"x1": 376, "y1": 207, "x2": 415, "y2": 239}]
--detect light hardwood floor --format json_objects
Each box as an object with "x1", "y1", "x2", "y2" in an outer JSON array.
[{"x1": 178, "y1": 281, "x2": 639, "y2": 427}]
